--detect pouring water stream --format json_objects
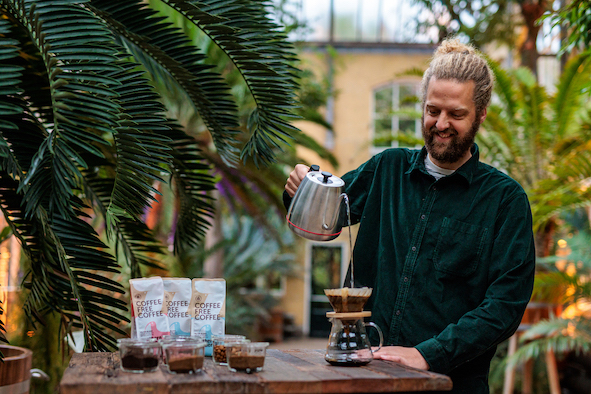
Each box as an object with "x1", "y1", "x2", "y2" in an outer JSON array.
[{"x1": 344, "y1": 194, "x2": 354, "y2": 289}]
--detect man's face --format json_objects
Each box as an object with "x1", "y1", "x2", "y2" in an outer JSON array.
[{"x1": 422, "y1": 77, "x2": 486, "y2": 169}]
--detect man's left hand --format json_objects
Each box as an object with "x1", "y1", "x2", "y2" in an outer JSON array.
[{"x1": 372, "y1": 346, "x2": 429, "y2": 370}]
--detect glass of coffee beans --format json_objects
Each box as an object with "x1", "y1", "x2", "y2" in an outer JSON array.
[{"x1": 211, "y1": 335, "x2": 248, "y2": 365}]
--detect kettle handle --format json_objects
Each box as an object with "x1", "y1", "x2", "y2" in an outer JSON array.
[{"x1": 365, "y1": 322, "x2": 383, "y2": 353}]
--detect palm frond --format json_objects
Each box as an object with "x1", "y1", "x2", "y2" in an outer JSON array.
[
  {"x1": 507, "y1": 317, "x2": 591, "y2": 367},
  {"x1": 488, "y1": 60, "x2": 517, "y2": 120},
  {"x1": 553, "y1": 51, "x2": 591, "y2": 138},
  {"x1": 167, "y1": 122, "x2": 217, "y2": 253},
  {"x1": 105, "y1": 61, "x2": 173, "y2": 222},
  {"x1": 0, "y1": 169, "x2": 127, "y2": 351},
  {"x1": 0, "y1": 17, "x2": 23, "y2": 158},
  {"x1": 82, "y1": 167, "x2": 166, "y2": 278},
  {"x1": 89, "y1": 0, "x2": 241, "y2": 166},
  {"x1": 162, "y1": 0, "x2": 300, "y2": 166},
  {"x1": 3, "y1": 1, "x2": 122, "y2": 220}
]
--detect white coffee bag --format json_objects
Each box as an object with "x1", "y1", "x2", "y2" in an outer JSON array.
[
  {"x1": 162, "y1": 277, "x2": 192, "y2": 336},
  {"x1": 190, "y1": 278, "x2": 226, "y2": 356},
  {"x1": 129, "y1": 276, "x2": 170, "y2": 339}
]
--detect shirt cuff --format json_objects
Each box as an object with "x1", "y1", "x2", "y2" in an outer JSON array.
[
  {"x1": 415, "y1": 337, "x2": 451, "y2": 374},
  {"x1": 282, "y1": 190, "x2": 292, "y2": 211}
]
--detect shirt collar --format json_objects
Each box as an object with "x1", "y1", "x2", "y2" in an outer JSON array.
[{"x1": 407, "y1": 144, "x2": 480, "y2": 184}]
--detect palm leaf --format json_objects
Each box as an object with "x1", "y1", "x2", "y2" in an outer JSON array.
[
  {"x1": 0, "y1": 168, "x2": 127, "y2": 351},
  {"x1": 82, "y1": 166, "x2": 167, "y2": 278},
  {"x1": 105, "y1": 61, "x2": 173, "y2": 222},
  {"x1": 553, "y1": 50, "x2": 591, "y2": 138},
  {"x1": 161, "y1": 0, "x2": 300, "y2": 165},
  {"x1": 507, "y1": 317, "x2": 591, "y2": 368},
  {"x1": 166, "y1": 122, "x2": 217, "y2": 253},
  {"x1": 89, "y1": 0, "x2": 241, "y2": 166}
]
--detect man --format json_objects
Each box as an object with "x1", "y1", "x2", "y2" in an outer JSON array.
[{"x1": 284, "y1": 38, "x2": 535, "y2": 393}]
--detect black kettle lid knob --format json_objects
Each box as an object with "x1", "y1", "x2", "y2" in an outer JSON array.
[{"x1": 321, "y1": 171, "x2": 332, "y2": 183}]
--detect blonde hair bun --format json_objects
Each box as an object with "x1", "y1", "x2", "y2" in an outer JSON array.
[
  {"x1": 434, "y1": 38, "x2": 476, "y2": 57},
  {"x1": 421, "y1": 37, "x2": 494, "y2": 116}
]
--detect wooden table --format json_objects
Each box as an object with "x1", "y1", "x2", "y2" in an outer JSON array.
[{"x1": 60, "y1": 349, "x2": 452, "y2": 393}]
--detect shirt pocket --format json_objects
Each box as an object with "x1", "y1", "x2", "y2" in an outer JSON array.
[{"x1": 432, "y1": 217, "x2": 488, "y2": 277}]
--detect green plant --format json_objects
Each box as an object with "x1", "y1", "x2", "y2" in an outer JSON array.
[
  {"x1": 477, "y1": 51, "x2": 591, "y2": 254},
  {"x1": 175, "y1": 213, "x2": 296, "y2": 336},
  {"x1": 545, "y1": 0, "x2": 591, "y2": 56},
  {"x1": 139, "y1": 1, "x2": 338, "y2": 238},
  {"x1": 0, "y1": 0, "x2": 299, "y2": 352},
  {"x1": 506, "y1": 226, "x2": 591, "y2": 368}
]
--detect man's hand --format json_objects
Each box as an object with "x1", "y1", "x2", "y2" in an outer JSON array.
[
  {"x1": 285, "y1": 164, "x2": 311, "y2": 197},
  {"x1": 372, "y1": 346, "x2": 429, "y2": 370}
]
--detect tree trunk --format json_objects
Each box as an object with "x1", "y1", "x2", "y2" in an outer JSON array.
[
  {"x1": 535, "y1": 218, "x2": 556, "y2": 258},
  {"x1": 519, "y1": 0, "x2": 548, "y2": 77}
]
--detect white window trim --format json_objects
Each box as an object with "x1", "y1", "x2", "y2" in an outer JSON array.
[{"x1": 370, "y1": 79, "x2": 422, "y2": 156}]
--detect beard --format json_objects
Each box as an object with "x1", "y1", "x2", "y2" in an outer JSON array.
[{"x1": 422, "y1": 116, "x2": 480, "y2": 164}]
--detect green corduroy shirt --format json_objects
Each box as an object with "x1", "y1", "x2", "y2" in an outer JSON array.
[{"x1": 338, "y1": 144, "x2": 536, "y2": 393}]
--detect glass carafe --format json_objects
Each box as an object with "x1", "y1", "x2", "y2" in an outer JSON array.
[{"x1": 325, "y1": 314, "x2": 383, "y2": 366}]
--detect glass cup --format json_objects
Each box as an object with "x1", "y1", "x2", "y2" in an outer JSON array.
[
  {"x1": 118, "y1": 338, "x2": 161, "y2": 373},
  {"x1": 159, "y1": 335, "x2": 204, "y2": 364},
  {"x1": 211, "y1": 334, "x2": 248, "y2": 365},
  {"x1": 226, "y1": 342, "x2": 270, "y2": 373},
  {"x1": 162, "y1": 339, "x2": 206, "y2": 374}
]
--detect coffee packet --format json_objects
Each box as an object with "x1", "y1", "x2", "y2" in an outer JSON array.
[
  {"x1": 162, "y1": 277, "x2": 192, "y2": 336},
  {"x1": 129, "y1": 276, "x2": 170, "y2": 339},
  {"x1": 190, "y1": 278, "x2": 226, "y2": 356}
]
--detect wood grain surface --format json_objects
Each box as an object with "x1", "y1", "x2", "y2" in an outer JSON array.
[{"x1": 60, "y1": 349, "x2": 452, "y2": 393}]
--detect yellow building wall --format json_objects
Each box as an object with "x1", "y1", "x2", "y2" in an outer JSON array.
[{"x1": 279, "y1": 46, "x2": 433, "y2": 334}]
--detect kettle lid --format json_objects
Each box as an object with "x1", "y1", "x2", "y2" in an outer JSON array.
[{"x1": 306, "y1": 171, "x2": 345, "y2": 187}]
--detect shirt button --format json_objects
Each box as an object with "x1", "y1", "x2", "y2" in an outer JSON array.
[
  {"x1": 396, "y1": 310, "x2": 401, "y2": 316},
  {"x1": 421, "y1": 214, "x2": 426, "y2": 220},
  {"x1": 404, "y1": 277, "x2": 408, "y2": 282},
  {"x1": 411, "y1": 246, "x2": 416, "y2": 252}
]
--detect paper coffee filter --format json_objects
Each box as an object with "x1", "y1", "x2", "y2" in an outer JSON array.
[
  {"x1": 324, "y1": 287, "x2": 372, "y2": 312},
  {"x1": 324, "y1": 287, "x2": 372, "y2": 297}
]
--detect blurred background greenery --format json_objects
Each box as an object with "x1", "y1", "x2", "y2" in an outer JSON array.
[{"x1": 2, "y1": 0, "x2": 591, "y2": 393}]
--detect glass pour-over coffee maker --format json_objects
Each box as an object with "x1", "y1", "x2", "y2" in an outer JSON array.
[{"x1": 324, "y1": 288, "x2": 383, "y2": 366}]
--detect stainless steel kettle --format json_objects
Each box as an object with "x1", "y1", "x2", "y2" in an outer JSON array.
[{"x1": 286, "y1": 166, "x2": 346, "y2": 241}]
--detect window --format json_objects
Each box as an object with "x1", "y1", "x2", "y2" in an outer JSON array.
[
  {"x1": 274, "y1": 0, "x2": 437, "y2": 43},
  {"x1": 372, "y1": 82, "x2": 422, "y2": 154},
  {"x1": 307, "y1": 243, "x2": 347, "y2": 337}
]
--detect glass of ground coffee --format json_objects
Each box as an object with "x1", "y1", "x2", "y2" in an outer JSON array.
[
  {"x1": 160, "y1": 335, "x2": 203, "y2": 365},
  {"x1": 118, "y1": 338, "x2": 161, "y2": 373},
  {"x1": 226, "y1": 342, "x2": 269, "y2": 373},
  {"x1": 162, "y1": 338, "x2": 206, "y2": 374},
  {"x1": 211, "y1": 334, "x2": 248, "y2": 365}
]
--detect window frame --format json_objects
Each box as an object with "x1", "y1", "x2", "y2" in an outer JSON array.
[{"x1": 370, "y1": 79, "x2": 423, "y2": 155}]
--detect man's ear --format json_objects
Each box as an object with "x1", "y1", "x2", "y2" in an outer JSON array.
[{"x1": 479, "y1": 108, "x2": 487, "y2": 124}]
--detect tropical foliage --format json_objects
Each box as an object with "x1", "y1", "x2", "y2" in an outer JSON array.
[
  {"x1": 502, "y1": 222, "x2": 591, "y2": 393},
  {"x1": 477, "y1": 50, "x2": 591, "y2": 253},
  {"x1": 173, "y1": 213, "x2": 296, "y2": 336},
  {"x1": 143, "y1": 0, "x2": 337, "y2": 238},
  {"x1": 0, "y1": 0, "x2": 299, "y2": 352},
  {"x1": 477, "y1": 51, "x2": 591, "y2": 392},
  {"x1": 546, "y1": 0, "x2": 591, "y2": 55}
]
